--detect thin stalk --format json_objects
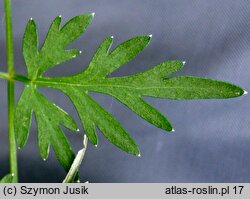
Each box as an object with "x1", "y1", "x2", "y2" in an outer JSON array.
[
  {"x1": 63, "y1": 135, "x2": 88, "y2": 183},
  {"x1": 4, "y1": 0, "x2": 18, "y2": 182},
  {"x1": 0, "y1": 72, "x2": 30, "y2": 83},
  {"x1": 0, "y1": 72, "x2": 9, "y2": 80}
]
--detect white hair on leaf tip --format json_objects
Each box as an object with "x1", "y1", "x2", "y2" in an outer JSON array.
[{"x1": 244, "y1": 90, "x2": 248, "y2": 95}]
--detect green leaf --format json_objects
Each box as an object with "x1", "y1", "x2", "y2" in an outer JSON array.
[
  {"x1": 0, "y1": 174, "x2": 14, "y2": 183},
  {"x1": 23, "y1": 14, "x2": 94, "y2": 79},
  {"x1": 36, "y1": 59, "x2": 243, "y2": 139},
  {"x1": 15, "y1": 14, "x2": 245, "y2": 172},
  {"x1": 62, "y1": 88, "x2": 139, "y2": 154},
  {"x1": 15, "y1": 86, "x2": 78, "y2": 171},
  {"x1": 107, "y1": 91, "x2": 173, "y2": 131},
  {"x1": 16, "y1": 14, "x2": 94, "y2": 172},
  {"x1": 82, "y1": 36, "x2": 151, "y2": 79},
  {"x1": 32, "y1": 52, "x2": 243, "y2": 158}
]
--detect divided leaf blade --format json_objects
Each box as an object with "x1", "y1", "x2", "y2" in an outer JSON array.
[
  {"x1": 23, "y1": 14, "x2": 93, "y2": 79},
  {"x1": 17, "y1": 14, "x2": 245, "y2": 173},
  {"x1": 62, "y1": 87, "x2": 140, "y2": 155},
  {"x1": 82, "y1": 35, "x2": 151, "y2": 79},
  {"x1": 14, "y1": 86, "x2": 78, "y2": 171}
]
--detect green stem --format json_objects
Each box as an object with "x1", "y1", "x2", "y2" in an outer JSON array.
[{"x1": 4, "y1": 0, "x2": 18, "y2": 182}]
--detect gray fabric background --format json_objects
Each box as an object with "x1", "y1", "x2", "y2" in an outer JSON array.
[{"x1": 0, "y1": 0, "x2": 249, "y2": 182}]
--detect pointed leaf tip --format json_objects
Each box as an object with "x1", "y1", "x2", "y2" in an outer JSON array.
[
  {"x1": 244, "y1": 90, "x2": 248, "y2": 95},
  {"x1": 163, "y1": 122, "x2": 174, "y2": 132}
]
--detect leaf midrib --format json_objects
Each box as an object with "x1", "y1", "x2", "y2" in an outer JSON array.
[
  {"x1": 32, "y1": 78, "x2": 219, "y2": 92},
  {"x1": 8, "y1": 73, "x2": 230, "y2": 93}
]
